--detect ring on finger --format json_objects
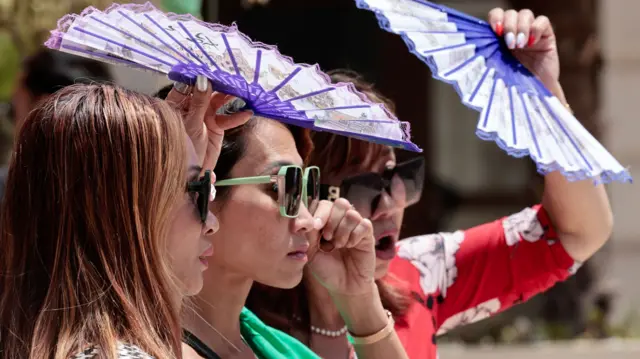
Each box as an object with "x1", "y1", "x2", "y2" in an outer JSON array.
[{"x1": 173, "y1": 81, "x2": 192, "y2": 95}]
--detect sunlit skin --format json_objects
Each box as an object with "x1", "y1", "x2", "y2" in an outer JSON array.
[
  {"x1": 167, "y1": 135, "x2": 218, "y2": 297},
  {"x1": 318, "y1": 146, "x2": 404, "y2": 280}
]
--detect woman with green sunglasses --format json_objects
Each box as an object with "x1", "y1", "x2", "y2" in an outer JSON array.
[{"x1": 156, "y1": 85, "x2": 409, "y2": 359}]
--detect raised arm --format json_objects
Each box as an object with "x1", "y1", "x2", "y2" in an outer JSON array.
[{"x1": 486, "y1": 8, "x2": 613, "y2": 260}]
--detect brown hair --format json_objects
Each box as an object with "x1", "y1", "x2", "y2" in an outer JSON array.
[
  {"x1": 0, "y1": 84, "x2": 187, "y2": 359},
  {"x1": 246, "y1": 69, "x2": 411, "y2": 340}
]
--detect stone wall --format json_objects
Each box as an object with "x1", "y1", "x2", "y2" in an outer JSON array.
[{"x1": 598, "y1": 0, "x2": 640, "y2": 325}]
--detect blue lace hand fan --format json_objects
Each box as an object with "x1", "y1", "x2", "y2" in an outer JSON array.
[
  {"x1": 356, "y1": 0, "x2": 631, "y2": 184},
  {"x1": 44, "y1": 2, "x2": 420, "y2": 152}
]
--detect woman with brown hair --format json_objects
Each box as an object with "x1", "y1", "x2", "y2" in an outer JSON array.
[
  {"x1": 0, "y1": 76, "x2": 250, "y2": 358},
  {"x1": 246, "y1": 8, "x2": 613, "y2": 359},
  {"x1": 151, "y1": 86, "x2": 410, "y2": 358}
]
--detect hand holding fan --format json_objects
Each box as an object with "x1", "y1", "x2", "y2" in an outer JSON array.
[
  {"x1": 356, "y1": 0, "x2": 631, "y2": 184},
  {"x1": 44, "y1": 2, "x2": 420, "y2": 152}
]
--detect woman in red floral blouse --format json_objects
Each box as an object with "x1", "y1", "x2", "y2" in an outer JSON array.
[{"x1": 246, "y1": 8, "x2": 613, "y2": 359}]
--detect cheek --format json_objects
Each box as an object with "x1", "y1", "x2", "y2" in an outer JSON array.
[
  {"x1": 167, "y1": 201, "x2": 201, "y2": 258},
  {"x1": 212, "y1": 190, "x2": 290, "y2": 264}
]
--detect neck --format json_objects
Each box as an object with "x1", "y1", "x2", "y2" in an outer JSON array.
[
  {"x1": 183, "y1": 263, "x2": 254, "y2": 356},
  {"x1": 304, "y1": 271, "x2": 345, "y2": 331}
]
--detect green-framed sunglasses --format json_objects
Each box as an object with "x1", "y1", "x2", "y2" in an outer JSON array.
[{"x1": 216, "y1": 166, "x2": 320, "y2": 218}]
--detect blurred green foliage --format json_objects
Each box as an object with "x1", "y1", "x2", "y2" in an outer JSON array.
[
  {"x1": 0, "y1": 0, "x2": 113, "y2": 165},
  {"x1": 0, "y1": 31, "x2": 19, "y2": 101}
]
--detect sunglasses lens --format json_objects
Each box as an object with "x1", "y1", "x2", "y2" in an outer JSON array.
[
  {"x1": 394, "y1": 157, "x2": 425, "y2": 206},
  {"x1": 283, "y1": 167, "x2": 303, "y2": 216},
  {"x1": 339, "y1": 157, "x2": 426, "y2": 214},
  {"x1": 197, "y1": 192, "x2": 208, "y2": 222},
  {"x1": 306, "y1": 168, "x2": 320, "y2": 214},
  {"x1": 341, "y1": 174, "x2": 385, "y2": 216}
]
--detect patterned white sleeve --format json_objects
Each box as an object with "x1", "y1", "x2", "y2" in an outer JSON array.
[
  {"x1": 72, "y1": 343, "x2": 154, "y2": 358},
  {"x1": 395, "y1": 231, "x2": 466, "y2": 298}
]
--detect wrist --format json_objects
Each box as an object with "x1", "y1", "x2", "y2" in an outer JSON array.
[
  {"x1": 547, "y1": 80, "x2": 568, "y2": 104},
  {"x1": 330, "y1": 282, "x2": 388, "y2": 336}
]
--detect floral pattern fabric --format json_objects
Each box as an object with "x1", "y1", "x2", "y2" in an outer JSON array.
[{"x1": 387, "y1": 205, "x2": 580, "y2": 359}]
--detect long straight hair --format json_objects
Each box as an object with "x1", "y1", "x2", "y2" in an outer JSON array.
[{"x1": 0, "y1": 84, "x2": 188, "y2": 359}]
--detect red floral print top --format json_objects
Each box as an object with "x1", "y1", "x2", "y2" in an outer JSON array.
[{"x1": 387, "y1": 205, "x2": 581, "y2": 359}]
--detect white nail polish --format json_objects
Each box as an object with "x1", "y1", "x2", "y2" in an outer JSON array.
[
  {"x1": 196, "y1": 75, "x2": 208, "y2": 92},
  {"x1": 516, "y1": 32, "x2": 526, "y2": 49},
  {"x1": 210, "y1": 184, "x2": 216, "y2": 202},
  {"x1": 505, "y1": 32, "x2": 516, "y2": 49}
]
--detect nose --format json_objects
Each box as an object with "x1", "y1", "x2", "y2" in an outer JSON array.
[
  {"x1": 202, "y1": 211, "x2": 219, "y2": 236},
  {"x1": 291, "y1": 202, "x2": 315, "y2": 234},
  {"x1": 370, "y1": 190, "x2": 401, "y2": 221}
]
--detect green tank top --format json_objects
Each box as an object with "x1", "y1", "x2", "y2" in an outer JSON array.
[{"x1": 183, "y1": 308, "x2": 321, "y2": 359}]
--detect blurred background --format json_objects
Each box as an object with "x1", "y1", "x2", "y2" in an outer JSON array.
[{"x1": 0, "y1": 0, "x2": 639, "y2": 357}]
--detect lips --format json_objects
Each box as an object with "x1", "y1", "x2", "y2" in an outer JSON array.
[
  {"x1": 199, "y1": 245, "x2": 213, "y2": 268},
  {"x1": 287, "y1": 242, "x2": 310, "y2": 261},
  {"x1": 200, "y1": 245, "x2": 214, "y2": 258},
  {"x1": 375, "y1": 230, "x2": 398, "y2": 260}
]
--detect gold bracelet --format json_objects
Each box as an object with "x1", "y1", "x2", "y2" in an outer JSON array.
[{"x1": 350, "y1": 310, "x2": 395, "y2": 346}]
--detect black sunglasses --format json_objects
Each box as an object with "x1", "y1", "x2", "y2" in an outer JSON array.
[
  {"x1": 320, "y1": 157, "x2": 425, "y2": 214},
  {"x1": 187, "y1": 170, "x2": 213, "y2": 223}
]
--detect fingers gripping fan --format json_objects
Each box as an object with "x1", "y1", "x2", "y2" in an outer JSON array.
[
  {"x1": 356, "y1": 0, "x2": 631, "y2": 184},
  {"x1": 44, "y1": 2, "x2": 420, "y2": 152}
]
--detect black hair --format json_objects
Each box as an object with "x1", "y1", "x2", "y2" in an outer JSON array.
[
  {"x1": 153, "y1": 84, "x2": 173, "y2": 100},
  {"x1": 22, "y1": 49, "x2": 113, "y2": 97}
]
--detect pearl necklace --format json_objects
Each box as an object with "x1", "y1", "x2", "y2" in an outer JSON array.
[{"x1": 310, "y1": 324, "x2": 349, "y2": 337}]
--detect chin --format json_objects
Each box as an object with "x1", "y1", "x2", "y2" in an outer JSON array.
[
  {"x1": 260, "y1": 270, "x2": 304, "y2": 289},
  {"x1": 183, "y1": 277, "x2": 204, "y2": 297}
]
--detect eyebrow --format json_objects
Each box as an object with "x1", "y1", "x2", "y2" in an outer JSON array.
[{"x1": 260, "y1": 160, "x2": 299, "y2": 175}]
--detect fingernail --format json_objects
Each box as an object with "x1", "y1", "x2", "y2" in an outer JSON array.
[
  {"x1": 313, "y1": 217, "x2": 323, "y2": 230},
  {"x1": 196, "y1": 75, "x2": 208, "y2": 92},
  {"x1": 323, "y1": 232, "x2": 332, "y2": 240},
  {"x1": 527, "y1": 34, "x2": 536, "y2": 47},
  {"x1": 516, "y1": 32, "x2": 526, "y2": 49},
  {"x1": 209, "y1": 184, "x2": 216, "y2": 202},
  {"x1": 505, "y1": 32, "x2": 516, "y2": 49},
  {"x1": 495, "y1": 22, "x2": 504, "y2": 36},
  {"x1": 173, "y1": 81, "x2": 191, "y2": 95}
]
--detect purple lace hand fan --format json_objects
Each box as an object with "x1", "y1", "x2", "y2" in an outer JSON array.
[
  {"x1": 44, "y1": 2, "x2": 420, "y2": 152},
  {"x1": 357, "y1": 0, "x2": 631, "y2": 184}
]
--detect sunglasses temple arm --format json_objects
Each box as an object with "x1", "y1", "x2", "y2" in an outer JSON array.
[{"x1": 215, "y1": 175, "x2": 274, "y2": 186}]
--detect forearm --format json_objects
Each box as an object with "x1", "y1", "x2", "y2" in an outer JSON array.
[
  {"x1": 541, "y1": 81, "x2": 613, "y2": 262},
  {"x1": 331, "y1": 283, "x2": 409, "y2": 359}
]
